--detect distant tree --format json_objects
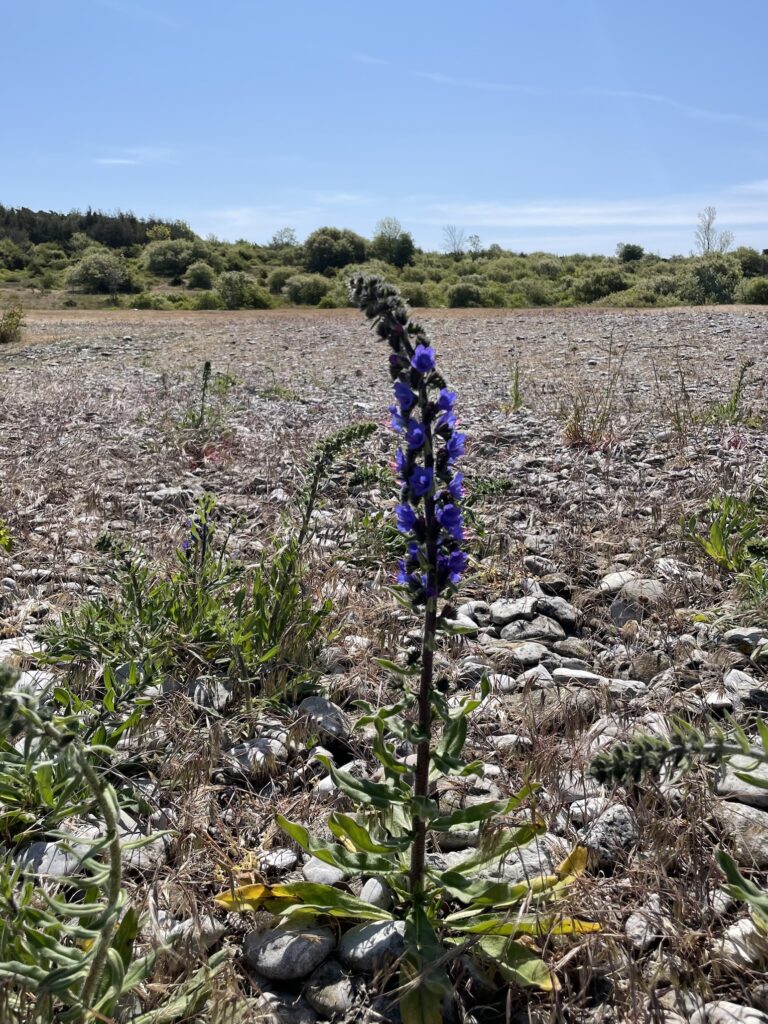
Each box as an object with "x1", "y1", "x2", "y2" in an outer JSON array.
[
  {"x1": 184, "y1": 261, "x2": 215, "y2": 289},
  {"x1": 616, "y1": 242, "x2": 645, "y2": 262},
  {"x1": 467, "y1": 234, "x2": 482, "y2": 258},
  {"x1": 270, "y1": 227, "x2": 299, "y2": 247},
  {"x1": 65, "y1": 251, "x2": 135, "y2": 298},
  {"x1": 146, "y1": 223, "x2": 172, "y2": 241},
  {"x1": 732, "y1": 246, "x2": 765, "y2": 278},
  {"x1": 443, "y1": 225, "x2": 466, "y2": 258},
  {"x1": 679, "y1": 253, "x2": 741, "y2": 304},
  {"x1": 695, "y1": 207, "x2": 734, "y2": 255},
  {"x1": 303, "y1": 227, "x2": 367, "y2": 273},
  {"x1": 370, "y1": 217, "x2": 415, "y2": 268}
]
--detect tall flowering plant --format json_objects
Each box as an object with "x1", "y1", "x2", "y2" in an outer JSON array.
[
  {"x1": 218, "y1": 277, "x2": 597, "y2": 1023},
  {"x1": 350, "y1": 273, "x2": 468, "y2": 892}
]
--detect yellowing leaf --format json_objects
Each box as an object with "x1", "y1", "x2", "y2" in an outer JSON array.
[
  {"x1": 555, "y1": 846, "x2": 588, "y2": 879},
  {"x1": 213, "y1": 883, "x2": 295, "y2": 909}
]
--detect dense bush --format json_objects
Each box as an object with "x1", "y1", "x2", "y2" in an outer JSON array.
[
  {"x1": 741, "y1": 277, "x2": 768, "y2": 304},
  {"x1": 192, "y1": 290, "x2": 224, "y2": 310},
  {"x1": 400, "y1": 281, "x2": 430, "y2": 307},
  {"x1": 447, "y1": 281, "x2": 484, "y2": 307},
  {"x1": 143, "y1": 239, "x2": 198, "y2": 277},
  {"x1": 215, "y1": 271, "x2": 271, "y2": 309},
  {"x1": 283, "y1": 273, "x2": 331, "y2": 305},
  {"x1": 65, "y1": 251, "x2": 136, "y2": 294},
  {"x1": 369, "y1": 224, "x2": 416, "y2": 268},
  {"x1": 678, "y1": 254, "x2": 742, "y2": 305},
  {"x1": 733, "y1": 246, "x2": 766, "y2": 278},
  {"x1": 303, "y1": 227, "x2": 367, "y2": 273},
  {"x1": 266, "y1": 266, "x2": 296, "y2": 294},
  {"x1": 616, "y1": 242, "x2": 645, "y2": 262},
  {"x1": 184, "y1": 260, "x2": 215, "y2": 289},
  {"x1": 573, "y1": 267, "x2": 629, "y2": 303}
]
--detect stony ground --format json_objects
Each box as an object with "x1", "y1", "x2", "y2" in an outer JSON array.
[{"x1": 2, "y1": 306, "x2": 768, "y2": 1024}]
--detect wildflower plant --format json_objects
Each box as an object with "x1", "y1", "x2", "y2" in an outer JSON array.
[{"x1": 217, "y1": 277, "x2": 597, "y2": 1022}]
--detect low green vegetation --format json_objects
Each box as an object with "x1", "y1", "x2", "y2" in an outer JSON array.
[{"x1": 2, "y1": 204, "x2": 768, "y2": 310}]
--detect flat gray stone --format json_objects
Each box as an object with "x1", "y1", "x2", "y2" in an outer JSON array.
[
  {"x1": 552, "y1": 667, "x2": 606, "y2": 686},
  {"x1": 260, "y1": 848, "x2": 299, "y2": 873},
  {"x1": 714, "y1": 802, "x2": 768, "y2": 868},
  {"x1": 338, "y1": 921, "x2": 406, "y2": 973},
  {"x1": 305, "y1": 959, "x2": 365, "y2": 1018},
  {"x1": 610, "y1": 578, "x2": 667, "y2": 626},
  {"x1": 724, "y1": 627, "x2": 768, "y2": 654},
  {"x1": 244, "y1": 925, "x2": 335, "y2": 980},
  {"x1": 598, "y1": 570, "x2": 638, "y2": 595},
  {"x1": 456, "y1": 601, "x2": 492, "y2": 627},
  {"x1": 360, "y1": 878, "x2": 395, "y2": 910},
  {"x1": 624, "y1": 894, "x2": 664, "y2": 951},
  {"x1": 297, "y1": 697, "x2": 350, "y2": 742},
  {"x1": 500, "y1": 615, "x2": 566, "y2": 644},
  {"x1": 715, "y1": 918, "x2": 768, "y2": 968},
  {"x1": 691, "y1": 1002, "x2": 768, "y2": 1024},
  {"x1": 536, "y1": 596, "x2": 579, "y2": 630},
  {"x1": 489, "y1": 597, "x2": 538, "y2": 627},
  {"x1": 717, "y1": 756, "x2": 768, "y2": 809},
  {"x1": 582, "y1": 804, "x2": 638, "y2": 867},
  {"x1": 302, "y1": 856, "x2": 345, "y2": 886},
  {"x1": 226, "y1": 736, "x2": 288, "y2": 775}
]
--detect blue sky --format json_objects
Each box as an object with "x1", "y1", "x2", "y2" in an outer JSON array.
[{"x1": 3, "y1": 0, "x2": 767, "y2": 254}]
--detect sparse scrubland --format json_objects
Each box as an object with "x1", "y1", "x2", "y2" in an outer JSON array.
[
  {"x1": 2, "y1": 204, "x2": 768, "y2": 314},
  {"x1": 3, "y1": 282, "x2": 768, "y2": 1023}
]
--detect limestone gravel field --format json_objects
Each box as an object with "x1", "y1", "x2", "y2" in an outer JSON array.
[{"x1": 3, "y1": 305, "x2": 768, "y2": 1022}]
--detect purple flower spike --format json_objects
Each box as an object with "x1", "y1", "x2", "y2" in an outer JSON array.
[
  {"x1": 406, "y1": 420, "x2": 426, "y2": 451},
  {"x1": 396, "y1": 503, "x2": 417, "y2": 533},
  {"x1": 395, "y1": 448, "x2": 408, "y2": 478},
  {"x1": 437, "y1": 389, "x2": 457, "y2": 411},
  {"x1": 446, "y1": 431, "x2": 466, "y2": 462},
  {"x1": 437, "y1": 503, "x2": 463, "y2": 540},
  {"x1": 409, "y1": 466, "x2": 433, "y2": 498},
  {"x1": 411, "y1": 345, "x2": 435, "y2": 374},
  {"x1": 447, "y1": 472, "x2": 464, "y2": 500},
  {"x1": 394, "y1": 380, "x2": 416, "y2": 412}
]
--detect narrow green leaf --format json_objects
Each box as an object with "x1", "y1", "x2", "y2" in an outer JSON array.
[{"x1": 277, "y1": 816, "x2": 399, "y2": 875}]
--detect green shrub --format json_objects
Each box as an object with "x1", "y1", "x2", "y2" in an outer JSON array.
[
  {"x1": 131, "y1": 292, "x2": 173, "y2": 310},
  {"x1": 616, "y1": 243, "x2": 645, "y2": 262},
  {"x1": 447, "y1": 281, "x2": 483, "y2": 307},
  {"x1": 65, "y1": 252, "x2": 136, "y2": 294},
  {"x1": 733, "y1": 246, "x2": 766, "y2": 278},
  {"x1": 193, "y1": 290, "x2": 224, "y2": 310},
  {"x1": 143, "y1": 238, "x2": 198, "y2": 277},
  {"x1": 184, "y1": 260, "x2": 215, "y2": 289},
  {"x1": 740, "y1": 277, "x2": 768, "y2": 304},
  {"x1": 481, "y1": 283, "x2": 510, "y2": 307},
  {"x1": 267, "y1": 266, "x2": 296, "y2": 294},
  {"x1": 303, "y1": 227, "x2": 367, "y2": 273},
  {"x1": 369, "y1": 225, "x2": 415, "y2": 268},
  {"x1": 284, "y1": 273, "x2": 331, "y2": 305},
  {"x1": 216, "y1": 270, "x2": 255, "y2": 309},
  {"x1": 246, "y1": 285, "x2": 272, "y2": 309},
  {"x1": 572, "y1": 267, "x2": 628, "y2": 303},
  {"x1": 0, "y1": 301, "x2": 24, "y2": 344},
  {"x1": 401, "y1": 282, "x2": 430, "y2": 307},
  {"x1": 678, "y1": 253, "x2": 742, "y2": 305}
]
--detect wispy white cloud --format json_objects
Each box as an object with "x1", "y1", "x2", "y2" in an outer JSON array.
[
  {"x1": 586, "y1": 88, "x2": 768, "y2": 133},
  {"x1": 94, "y1": 146, "x2": 174, "y2": 167},
  {"x1": 421, "y1": 194, "x2": 768, "y2": 230},
  {"x1": 91, "y1": 0, "x2": 179, "y2": 30},
  {"x1": 411, "y1": 70, "x2": 545, "y2": 96},
  {"x1": 362, "y1": 56, "x2": 768, "y2": 133},
  {"x1": 354, "y1": 53, "x2": 389, "y2": 67},
  {"x1": 313, "y1": 191, "x2": 377, "y2": 206}
]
